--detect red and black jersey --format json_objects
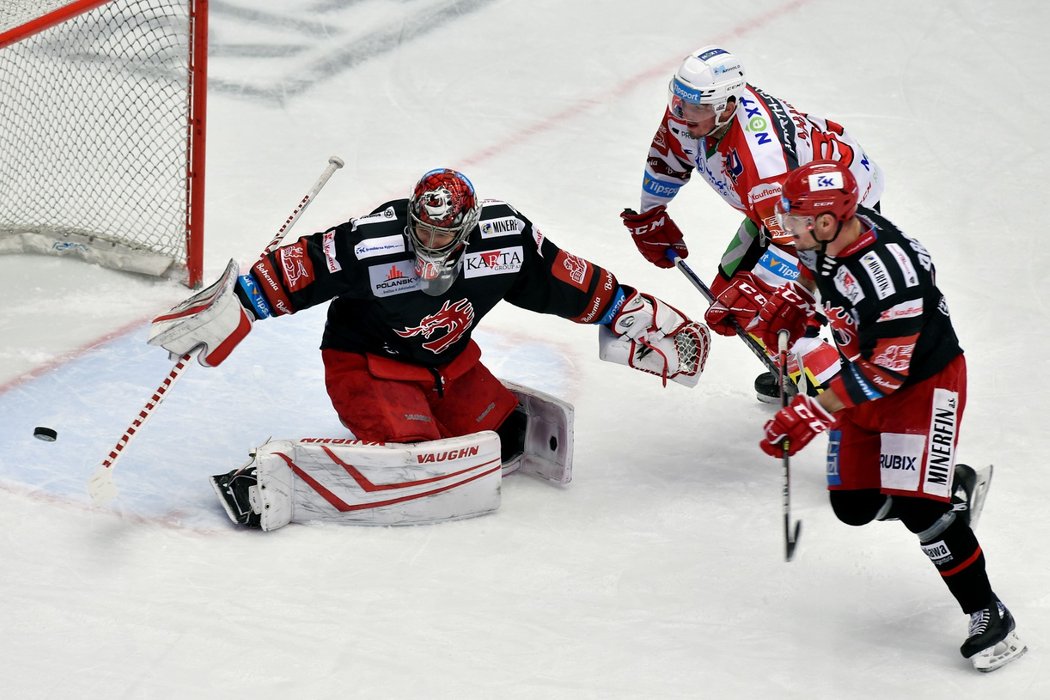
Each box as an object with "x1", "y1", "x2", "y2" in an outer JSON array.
[
  {"x1": 801, "y1": 207, "x2": 962, "y2": 408},
  {"x1": 248, "y1": 199, "x2": 620, "y2": 367}
]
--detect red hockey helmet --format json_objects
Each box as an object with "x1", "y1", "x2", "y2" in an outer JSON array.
[
  {"x1": 408, "y1": 168, "x2": 480, "y2": 253},
  {"x1": 407, "y1": 168, "x2": 480, "y2": 295},
  {"x1": 776, "y1": 160, "x2": 859, "y2": 226}
]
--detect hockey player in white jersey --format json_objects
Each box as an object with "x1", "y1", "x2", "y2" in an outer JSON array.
[{"x1": 620, "y1": 45, "x2": 884, "y2": 401}]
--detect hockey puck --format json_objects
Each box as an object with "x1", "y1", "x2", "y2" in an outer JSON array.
[{"x1": 33, "y1": 426, "x2": 58, "y2": 442}]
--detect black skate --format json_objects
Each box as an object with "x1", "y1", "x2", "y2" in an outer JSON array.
[
  {"x1": 951, "y1": 464, "x2": 993, "y2": 530},
  {"x1": 960, "y1": 596, "x2": 1027, "y2": 672},
  {"x1": 210, "y1": 464, "x2": 262, "y2": 528}
]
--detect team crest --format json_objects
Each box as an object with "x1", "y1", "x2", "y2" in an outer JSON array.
[{"x1": 395, "y1": 299, "x2": 476, "y2": 354}]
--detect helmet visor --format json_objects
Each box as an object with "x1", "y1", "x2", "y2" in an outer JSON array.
[
  {"x1": 775, "y1": 210, "x2": 815, "y2": 241},
  {"x1": 669, "y1": 97, "x2": 717, "y2": 127}
]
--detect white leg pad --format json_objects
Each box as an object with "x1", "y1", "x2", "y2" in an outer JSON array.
[
  {"x1": 501, "y1": 380, "x2": 575, "y2": 485},
  {"x1": 252, "y1": 431, "x2": 502, "y2": 530}
]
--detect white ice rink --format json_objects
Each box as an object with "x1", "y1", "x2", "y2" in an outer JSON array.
[{"x1": 2, "y1": 0, "x2": 1048, "y2": 697}]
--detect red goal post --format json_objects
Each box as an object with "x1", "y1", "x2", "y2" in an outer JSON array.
[{"x1": 0, "y1": 0, "x2": 208, "y2": 287}]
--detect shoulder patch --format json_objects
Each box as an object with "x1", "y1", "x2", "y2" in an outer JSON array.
[
  {"x1": 885, "y1": 243, "x2": 919, "y2": 288},
  {"x1": 322, "y1": 231, "x2": 341, "y2": 273},
  {"x1": 368, "y1": 260, "x2": 420, "y2": 297},
  {"x1": 278, "y1": 241, "x2": 315, "y2": 292},
  {"x1": 833, "y1": 265, "x2": 865, "y2": 305},
  {"x1": 859, "y1": 251, "x2": 896, "y2": 300},
  {"x1": 464, "y1": 246, "x2": 524, "y2": 278},
  {"x1": 355, "y1": 234, "x2": 406, "y2": 260},
  {"x1": 878, "y1": 298, "x2": 924, "y2": 323},
  {"x1": 552, "y1": 250, "x2": 594, "y2": 291},
  {"x1": 479, "y1": 216, "x2": 521, "y2": 238}
]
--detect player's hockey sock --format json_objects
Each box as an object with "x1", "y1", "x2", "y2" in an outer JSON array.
[{"x1": 914, "y1": 511, "x2": 993, "y2": 614}]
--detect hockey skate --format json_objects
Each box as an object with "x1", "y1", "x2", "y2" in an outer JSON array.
[
  {"x1": 951, "y1": 464, "x2": 993, "y2": 530},
  {"x1": 960, "y1": 596, "x2": 1027, "y2": 672},
  {"x1": 210, "y1": 463, "x2": 262, "y2": 528}
]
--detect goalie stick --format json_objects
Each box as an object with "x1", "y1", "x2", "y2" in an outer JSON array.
[
  {"x1": 665, "y1": 250, "x2": 798, "y2": 395},
  {"x1": 87, "y1": 156, "x2": 346, "y2": 505},
  {"x1": 778, "y1": 329, "x2": 802, "y2": 561}
]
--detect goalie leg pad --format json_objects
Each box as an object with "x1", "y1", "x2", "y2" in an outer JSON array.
[
  {"x1": 213, "y1": 432, "x2": 503, "y2": 531},
  {"x1": 499, "y1": 380, "x2": 575, "y2": 484}
]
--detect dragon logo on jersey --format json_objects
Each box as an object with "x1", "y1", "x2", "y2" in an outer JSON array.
[
  {"x1": 871, "y1": 341, "x2": 914, "y2": 372},
  {"x1": 395, "y1": 299, "x2": 476, "y2": 354},
  {"x1": 279, "y1": 241, "x2": 315, "y2": 292},
  {"x1": 825, "y1": 305, "x2": 860, "y2": 359},
  {"x1": 553, "y1": 250, "x2": 593, "y2": 291}
]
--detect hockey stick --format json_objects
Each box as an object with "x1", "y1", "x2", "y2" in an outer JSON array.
[
  {"x1": 779, "y1": 329, "x2": 802, "y2": 561},
  {"x1": 665, "y1": 250, "x2": 797, "y2": 393},
  {"x1": 87, "y1": 156, "x2": 346, "y2": 505}
]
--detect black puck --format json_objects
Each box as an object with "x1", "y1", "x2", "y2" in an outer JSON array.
[{"x1": 33, "y1": 426, "x2": 58, "y2": 442}]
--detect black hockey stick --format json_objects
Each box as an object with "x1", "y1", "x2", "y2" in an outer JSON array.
[
  {"x1": 665, "y1": 250, "x2": 798, "y2": 394},
  {"x1": 778, "y1": 329, "x2": 802, "y2": 561}
]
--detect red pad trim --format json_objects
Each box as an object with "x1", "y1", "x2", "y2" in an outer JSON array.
[{"x1": 277, "y1": 452, "x2": 501, "y2": 513}]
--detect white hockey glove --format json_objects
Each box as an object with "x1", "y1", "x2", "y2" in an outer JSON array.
[
  {"x1": 598, "y1": 290, "x2": 710, "y2": 387},
  {"x1": 148, "y1": 258, "x2": 254, "y2": 367}
]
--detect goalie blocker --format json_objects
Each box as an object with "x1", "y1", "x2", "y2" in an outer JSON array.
[{"x1": 211, "y1": 381, "x2": 574, "y2": 530}]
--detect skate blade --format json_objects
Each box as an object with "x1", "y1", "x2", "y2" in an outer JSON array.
[{"x1": 972, "y1": 631, "x2": 1027, "y2": 672}]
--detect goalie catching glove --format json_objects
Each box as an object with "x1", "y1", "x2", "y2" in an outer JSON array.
[
  {"x1": 598, "y1": 289, "x2": 710, "y2": 387},
  {"x1": 148, "y1": 258, "x2": 257, "y2": 367}
]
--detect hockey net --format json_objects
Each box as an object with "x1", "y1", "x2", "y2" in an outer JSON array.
[{"x1": 0, "y1": 0, "x2": 207, "y2": 286}]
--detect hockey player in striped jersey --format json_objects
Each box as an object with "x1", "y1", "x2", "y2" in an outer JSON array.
[
  {"x1": 742, "y1": 160, "x2": 1025, "y2": 672},
  {"x1": 621, "y1": 46, "x2": 884, "y2": 401}
]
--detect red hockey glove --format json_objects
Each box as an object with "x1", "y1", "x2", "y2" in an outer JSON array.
[
  {"x1": 703, "y1": 271, "x2": 774, "y2": 337},
  {"x1": 760, "y1": 394, "x2": 834, "y2": 457},
  {"x1": 750, "y1": 281, "x2": 817, "y2": 348},
  {"x1": 620, "y1": 206, "x2": 688, "y2": 269}
]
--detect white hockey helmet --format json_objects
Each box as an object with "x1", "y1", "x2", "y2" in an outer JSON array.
[{"x1": 667, "y1": 46, "x2": 746, "y2": 134}]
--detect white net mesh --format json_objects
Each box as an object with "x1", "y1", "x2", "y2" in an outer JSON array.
[
  {"x1": 0, "y1": 0, "x2": 200, "y2": 278},
  {"x1": 674, "y1": 322, "x2": 710, "y2": 378}
]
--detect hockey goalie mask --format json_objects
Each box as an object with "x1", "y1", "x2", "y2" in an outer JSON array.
[
  {"x1": 667, "y1": 46, "x2": 746, "y2": 137},
  {"x1": 407, "y1": 168, "x2": 480, "y2": 296}
]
